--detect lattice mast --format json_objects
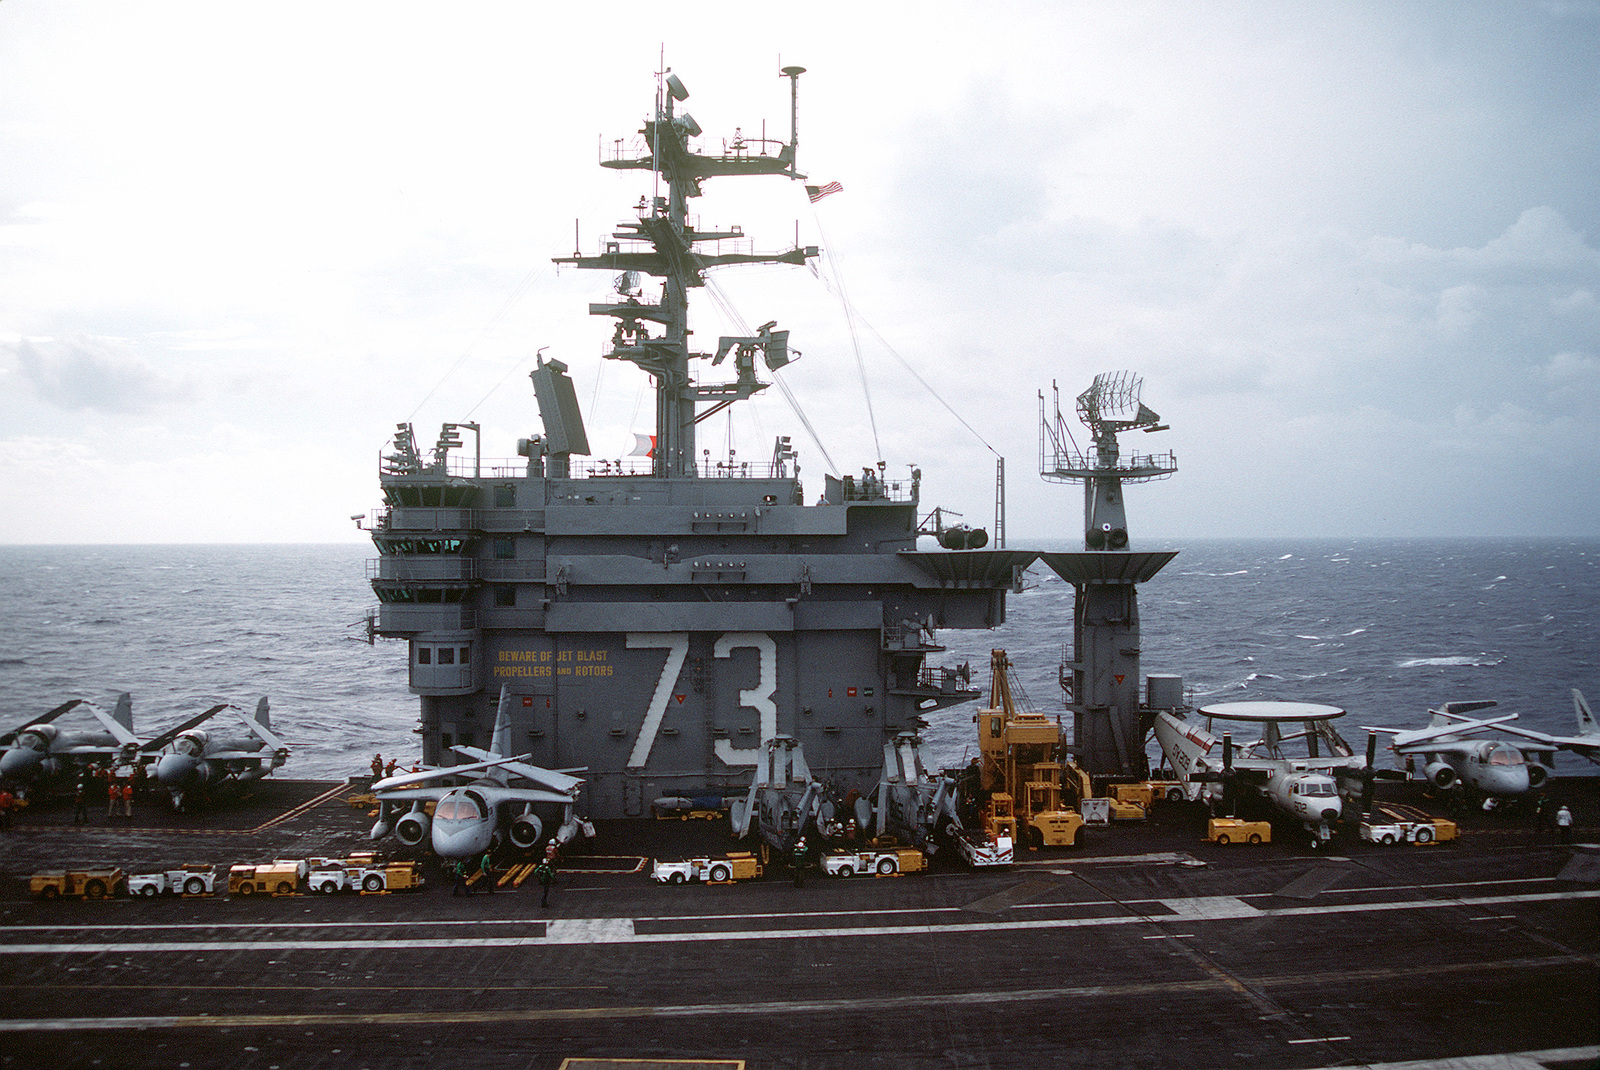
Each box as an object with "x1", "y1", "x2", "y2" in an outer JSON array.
[
  {"x1": 1039, "y1": 372, "x2": 1175, "y2": 549},
  {"x1": 554, "y1": 66, "x2": 818, "y2": 478}
]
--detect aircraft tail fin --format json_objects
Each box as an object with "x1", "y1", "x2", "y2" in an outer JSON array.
[
  {"x1": 491, "y1": 685, "x2": 512, "y2": 758},
  {"x1": 1576, "y1": 689, "x2": 1597, "y2": 737},
  {"x1": 254, "y1": 697, "x2": 271, "y2": 729},
  {"x1": 113, "y1": 693, "x2": 134, "y2": 730}
]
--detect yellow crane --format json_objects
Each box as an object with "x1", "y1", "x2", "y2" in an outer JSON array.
[{"x1": 976, "y1": 650, "x2": 1088, "y2": 849}]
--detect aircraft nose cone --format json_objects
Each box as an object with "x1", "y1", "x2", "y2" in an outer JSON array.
[
  {"x1": 156, "y1": 753, "x2": 197, "y2": 787},
  {"x1": 0, "y1": 748, "x2": 40, "y2": 778},
  {"x1": 433, "y1": 821, "x2": 491, "y2": 861}
]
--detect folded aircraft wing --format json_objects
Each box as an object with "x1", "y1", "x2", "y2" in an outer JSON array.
[
  {"x1": 0, "y1": 699, "x2": 84, "y2": 745},
  {"x1": 84, "y1": 702, "x2": 141, "y2": 748},
  {"x1": 1365, "y1": 712, "x2": 1519, "y2": 750},
  {"x1": 373, "y1": 753, "x2": 534, "y2": 791},
  {"x1": 472, "y1": 784, "x2": 577, "y2": 807}
]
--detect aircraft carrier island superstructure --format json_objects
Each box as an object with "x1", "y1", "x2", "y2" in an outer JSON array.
[{"x1": 366, "y1": 67, "x2": 1030, "y2": 819}]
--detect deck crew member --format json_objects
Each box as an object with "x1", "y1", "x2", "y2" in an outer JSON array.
[
  {"x1": 370, "y1": 754, "x2": 384, "y2": 780},
  {"x1": 1557, "y1": 805, "x2": 1574, "y2": 844},
  {"x1": 791, "y1": 836, "x2": 807, "y2": 887},
  {"x1": 478, "y1": 851, "x2": 495, "y2": 893},
  {"x1": 535, "y1": 845, "x2": 556, "y2": 907}
]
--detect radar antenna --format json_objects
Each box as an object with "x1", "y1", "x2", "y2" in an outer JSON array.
[{"x1": 1040, "y1": 371, "x2": 1175, "y2": 549}]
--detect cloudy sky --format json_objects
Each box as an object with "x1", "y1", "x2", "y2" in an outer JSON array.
[{"x1": 2, "y1": 2, "x2": 1597, "y2": 543}]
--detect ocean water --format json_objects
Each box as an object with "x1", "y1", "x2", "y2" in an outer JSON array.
[{"x1": 1, "y1": 539, "x2": 1596, "y2": 780}]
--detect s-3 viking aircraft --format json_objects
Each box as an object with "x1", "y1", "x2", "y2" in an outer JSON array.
[
  {"x1": 0, "y1": 695, "x2": 143, "y2": 794},
  {"x1": 1488, "y1": 689, "x2": 1600, "y2": 767},
  {"x1": 369, "y1": 686, "x2": 591, "y2": 861},
  {"x1": 1155, "y1": 701, "x2": 1402, "y2": 849},
  {"x1": 1363, "y1": 701, "x2": 1551, "y2": 808}
]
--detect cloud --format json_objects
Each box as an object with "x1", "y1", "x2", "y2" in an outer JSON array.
[{"x1": 11, "y1": 336, "x2": 191, "y2": 413}]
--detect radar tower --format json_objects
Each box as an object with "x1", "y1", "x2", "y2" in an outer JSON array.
[{"x1": 1036, "y1": 372, "x2": 1179, "y2": 777}]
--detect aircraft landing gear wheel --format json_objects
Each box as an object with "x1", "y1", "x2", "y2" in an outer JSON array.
[
  {"x1": 1167, "y1": 787, "x2": 1186, "y2": 802},
  {"x1": 876, "y1": 857, "x2": 896, "y2": 875},
  {"x1": 1216, "y1": 834, "x2": 1230, "y2": 845},
  {"x1": 1248, "y1": 834, "x2": 1262, "y2": 845},
  {"x1": 1415, "y1": 827, "x2": 1433, "y2": 844}
]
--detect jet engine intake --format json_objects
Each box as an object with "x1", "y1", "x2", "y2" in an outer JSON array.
[
  {"x1": 1424, "y1": 761, "x2": 1456, "y2": 789},
  {"x1": 1527, "y1": 763, "x2": 1549, "y2": 789},
  {"x1": 509, "y1": 811, "x2": 544, "y2": 850},
  {"x1": 395, "y1": 808, "x2": 432, "y2": 847}
]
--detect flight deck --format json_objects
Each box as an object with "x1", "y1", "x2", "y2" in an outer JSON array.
[{"x1": 1, "y1": 778, "x2": 1595, "y2": 1070}]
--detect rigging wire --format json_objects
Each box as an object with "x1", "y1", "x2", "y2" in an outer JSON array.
[
  {"x1": 806, "y1": 265, "x2": 1002, "y2": 458},
  {"x1": 408, "y1": 263, "x2": 547, "y2": 421},
  {"x1": 702, "y1": 274, "x2": 841, "y2": 476},
  {"x1": 809, "y1": 210, "x2": 880, "y2": 462}
]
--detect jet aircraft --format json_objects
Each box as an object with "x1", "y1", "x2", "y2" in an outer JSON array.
[
  {"x1": 730, "y1": 735, "x2": 829, "y2": 860},
  {"x1": 0, "y1": 695, "x2": 145, "y2": 795},
  {"x1": 369, "y1": 686, "x2": 589, "y2": 861},
  {"x1": 1363, "y1": 701, "x2": 1551, "y2": 808},
  {"x1": 1155, "y1": 701, "x2": 1400, "y2": 848},
  {"x1": 1489, "y1": 689, "x2": 1600, "y2": 766},
  {"x1": 150, "y1": 698, "x2": 289, "y2": 810}
]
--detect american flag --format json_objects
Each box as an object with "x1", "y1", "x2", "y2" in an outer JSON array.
[{"x1": 806, "y1": 181, "x2": 843, "y2": 203}]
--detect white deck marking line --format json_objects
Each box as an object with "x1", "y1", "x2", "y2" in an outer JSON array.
[
  {"x1": 1, "y1": 888, "x2": 1596, "y2": 953},
  {"x1": 1287, "y1": 1036, "x2": 1350, "y2": 1044},
  {"x1": 0, "y1": 962, "x2": 1588, "y2": 1034}
]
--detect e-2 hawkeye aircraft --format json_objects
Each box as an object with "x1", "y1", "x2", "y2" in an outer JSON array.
[
  {"x1": 369, "y1": 686, "x2": 590, "y2": 861},
  {"x1": 1, "y1": 695, "x2": 145, "y2": 795},
  {"x1": 1363, "y1": 700, "x2": 1551, "y2": 809},
  {"x1": 1155, "y1": 701, "x2": 1402, "y2": 849}
]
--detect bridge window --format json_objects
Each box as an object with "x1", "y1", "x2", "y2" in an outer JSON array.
[
  {"x1": 495, "y1": 484, "x2": 516, "y2": 508},
  {"x1": 416, "y1": 647, "x2": 431, "y2": 665},
  {"x1": 437, "y1": 647, "x2": 455, "y2": 666}
]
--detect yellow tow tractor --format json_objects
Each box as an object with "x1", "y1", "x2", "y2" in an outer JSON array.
[
  {"x1": 1207, "y1": 818, "x2": 1271, "y2": 845},
  {"x1": 30, "y1": 867, "x2": 125, "y2": 900},
  {"x1": 228, "y1": 859, "x2": 306, "y2": 896}
]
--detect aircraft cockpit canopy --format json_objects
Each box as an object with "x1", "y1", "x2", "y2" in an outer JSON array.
[
  {"x1": 1486, "y1": 745, "x2": 1525, "y2": 766},
  {"x1": 1297, "y1": 780, "x2": 1337, "y2": 796},
  {"x1": 436, "y1": 794, "x2": 481, "y2": 821}
]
